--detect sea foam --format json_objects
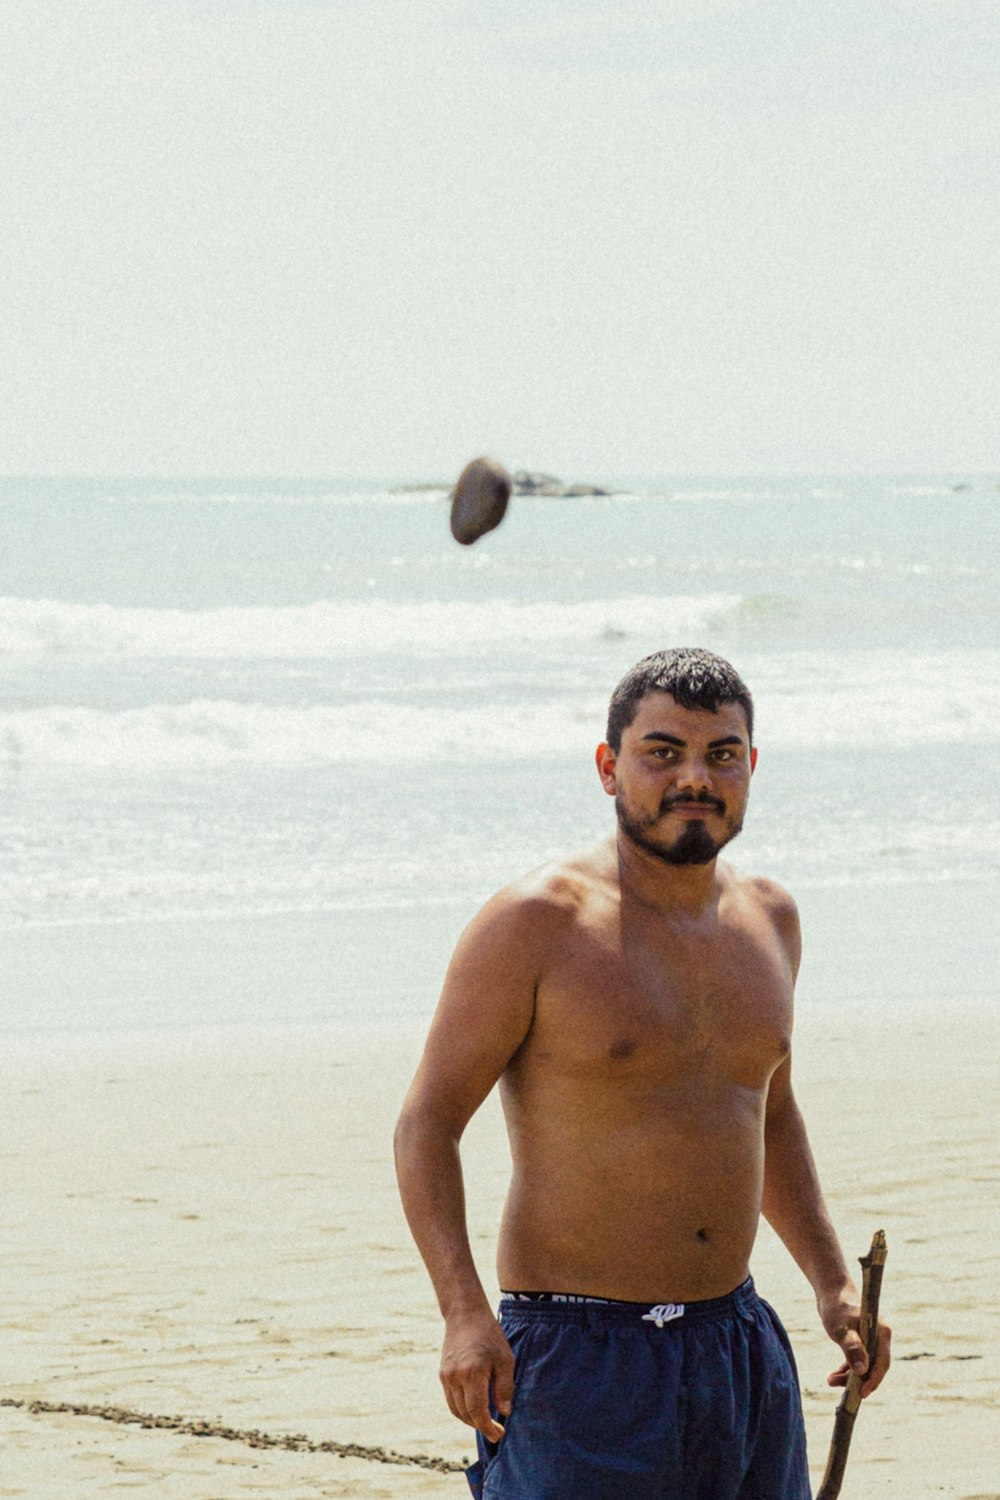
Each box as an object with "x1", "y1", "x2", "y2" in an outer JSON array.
[
  {"x1": 0, "y1": 593, "x2": 744, "y2": 663},
  {"x1": 2, "y1": 650, "x2": 997, "y2": 769}
]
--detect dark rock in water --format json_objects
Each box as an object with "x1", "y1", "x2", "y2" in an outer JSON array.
[
  {"x1": 450, "y1": 456, "x2": 512, "y2": 545},
  {"x1": 513, "y1": 470, "x2": 613, "y2": 497},
  {"x1": 512, "y1": 469, "x2": 564, "y2": 494},
  {"x1": 512, "y1": 470, "x2": 612, "y2": 498}
]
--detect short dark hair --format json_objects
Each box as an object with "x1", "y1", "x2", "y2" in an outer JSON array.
[{"x1": 606, "y1": 647, "x2": 754, "y2": 751}]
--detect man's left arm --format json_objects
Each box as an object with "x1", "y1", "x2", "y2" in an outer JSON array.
[{"x1": 762, "y1": 1057, "x2": 891, "y2": 1396}]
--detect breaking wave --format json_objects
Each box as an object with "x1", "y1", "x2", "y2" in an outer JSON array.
[
  {"x1": 0, "y1": 593, "x2": 745, "y2": 664},
  {"x1": 1, "y1": 650, "x2": 997, "y2": 769}
]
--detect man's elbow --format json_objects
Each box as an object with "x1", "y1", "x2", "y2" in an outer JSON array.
[
  {"x1": 393, "y1": 1095, "x2": 459, "y2": 1166},
  {"x1": 393, "y1": 1100, "x2": 423, "y2": 1165}
]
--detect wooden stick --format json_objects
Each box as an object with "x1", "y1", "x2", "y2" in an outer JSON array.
[{"x1": 815, "y1": 1230, "x2": 888, "y2": 1500}]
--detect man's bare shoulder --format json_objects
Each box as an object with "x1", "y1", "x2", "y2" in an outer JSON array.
[
  {"x1": 483, "y1": 838, "x2": 617, "y2": 933},
  {"x1": 447, "y1": 840, "x2": 615, "y2": 994},
  {"x1": 726, "y1": 867, "x2": 802, "y2": 965},
  {"x1": 733, "y1": 869, "x2": 799, "y2": 920}
]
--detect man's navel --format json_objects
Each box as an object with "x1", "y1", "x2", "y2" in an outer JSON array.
[{"x1": 609, "y1": 1037, "x2": 638, "y2": 1060}]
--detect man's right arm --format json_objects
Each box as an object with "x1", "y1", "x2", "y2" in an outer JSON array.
[{"x1": 393, "y1": 885, "x2": 549, "y2": 1441}]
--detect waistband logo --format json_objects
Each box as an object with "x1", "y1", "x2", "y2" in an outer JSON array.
[{"x1": 642, "y1": 1303, "x2": 685, "y2": 1328}]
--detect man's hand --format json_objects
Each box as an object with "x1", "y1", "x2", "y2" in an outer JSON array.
[
  {"x1": 440, "y1": 1310, "x2": 515, "y2": 1442},
  {"x1": 819, "y1": 1287, "x2": 892, "y2": 1398}
]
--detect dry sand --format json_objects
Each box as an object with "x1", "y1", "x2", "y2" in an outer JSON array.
[{"x1": 2, "y1": 997, "x2": 998, "y2": 1498}]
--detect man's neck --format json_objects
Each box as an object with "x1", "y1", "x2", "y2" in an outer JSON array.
[{"x1": 613, "y1": 830, "x2": 722, "y2": 918}]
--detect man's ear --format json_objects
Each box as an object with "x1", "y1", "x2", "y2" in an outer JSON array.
[
  {"x1": 750, "y1": 746, "x2": 758, "y2": 773},
  {"x1": 595, "y1": 742, "x2": 618, "y2": 796}
]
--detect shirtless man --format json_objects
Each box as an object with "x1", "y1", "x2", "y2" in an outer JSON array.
[{"x1": 394, "y1": 647, "x2": 890, "y2": 1498}]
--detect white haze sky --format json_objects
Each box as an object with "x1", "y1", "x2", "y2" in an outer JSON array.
[{"x1": 2, "y1": 0, "x2": 998, "y2": 478}]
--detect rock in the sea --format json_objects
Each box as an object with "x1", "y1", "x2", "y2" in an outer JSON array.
[
  {"x1": 449, "y1": 456, "x2": 513, "y2": 545},
  {"x1": 511, "y1": 470, "x2": 611, "y2": 498},
  {"x1": 512, "y1": 469, "x2": 564, "y2": 494}
]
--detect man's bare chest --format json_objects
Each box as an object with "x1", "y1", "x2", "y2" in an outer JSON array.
[{"x1": 525, "y1": 903, "x2": 794, "y2": 1091}]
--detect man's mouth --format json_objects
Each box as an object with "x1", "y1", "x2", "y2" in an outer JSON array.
[{"x1": 662, "y1": 797, "x2": 724, "y2": 817}]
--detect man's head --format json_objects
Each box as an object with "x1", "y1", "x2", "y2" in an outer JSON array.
[
  {"x1": 598, "y1": 648, "x2": 756, "y2": 867},
  {"x1": 605, "y1": 647, "x2": 754, "y2": 753}
]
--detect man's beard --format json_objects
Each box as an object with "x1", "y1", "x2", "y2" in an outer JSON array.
[{"x1": 615, "y1": 793, "x2": 745, "y2": 867}]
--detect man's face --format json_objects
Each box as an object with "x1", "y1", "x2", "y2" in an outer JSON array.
[{"x1": 596, "y1": 692, "x2": 756, "y2": 867}]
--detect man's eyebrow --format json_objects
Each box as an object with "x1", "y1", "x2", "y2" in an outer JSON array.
[{"x1": 638, "y1": 732, "x2": 745, "y2": 749}]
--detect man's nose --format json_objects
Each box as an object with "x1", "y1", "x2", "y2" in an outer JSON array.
[{"x1": 675, "y1": 755, "x2": 712, "y2": 791}]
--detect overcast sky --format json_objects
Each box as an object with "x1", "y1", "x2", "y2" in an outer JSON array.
[{"x1": 2, "y1": 0, "x2": 998, "y2": 477}]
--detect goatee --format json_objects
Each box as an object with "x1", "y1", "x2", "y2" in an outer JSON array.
[{"x1": 615, "y1": 794, "x2": 744, "y2": 866}]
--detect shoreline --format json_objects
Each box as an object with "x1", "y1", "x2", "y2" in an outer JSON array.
[{"x1": 0, "y1": 873, "x2": 996, "y2": 1039}]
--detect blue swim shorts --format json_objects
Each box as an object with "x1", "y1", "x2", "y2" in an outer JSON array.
[{"x1": 466, "y1": 1278, "x2": 810, "y2": 1499}]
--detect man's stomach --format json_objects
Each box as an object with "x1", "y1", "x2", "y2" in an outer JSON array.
[{"x1": 496, "y1": 1112, "x2": 764, "y2": 1303}]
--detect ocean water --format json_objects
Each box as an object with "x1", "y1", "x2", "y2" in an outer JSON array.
[{"x1": 1, "y1": 474, "x2": 997, "y2": 1028}]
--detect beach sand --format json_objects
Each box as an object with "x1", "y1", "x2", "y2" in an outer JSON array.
[{"x1": 2, "y1": 882, "x2": 998, "y2": 1497}]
